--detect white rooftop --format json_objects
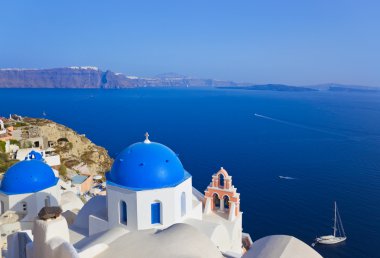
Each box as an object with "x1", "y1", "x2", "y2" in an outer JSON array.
[
  {"x1": 84, "y1": 224, "x2": 224, "y2": 258},
  {"x1": 243, "y1": 235, "x2": 323, "y2": 258}
]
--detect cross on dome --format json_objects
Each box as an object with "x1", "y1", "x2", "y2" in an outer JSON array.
[{"x1": 144, "y1": 132, "x2": 151, "y2": 144}]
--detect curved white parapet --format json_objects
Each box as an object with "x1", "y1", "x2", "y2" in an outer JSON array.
[{"x1": 243, "y1": 235, "x2": 323, "y2": 258}]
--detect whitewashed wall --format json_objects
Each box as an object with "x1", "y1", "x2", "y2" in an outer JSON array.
[{"x1": 104, "y1": 177, "x2": 198, "y2": 232}]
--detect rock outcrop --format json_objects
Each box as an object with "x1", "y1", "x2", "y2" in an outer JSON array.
[{"x1": 24, "y1": 117, "x2": 113, "y2": 175}]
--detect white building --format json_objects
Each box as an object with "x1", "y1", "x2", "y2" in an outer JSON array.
[
  {"x1": 0, "y1": 152, "x2": 61, "y2": 221},
  {"x1": 15, "y1": 148, "x2": 61, "y2": 167},
  {"x1": 4, "y1": 135, "x2": 248, "y2": 257},
  {"x1": 0, "y1": 151, "x2": 83, "y2": 250},
  {"x1": 72, "y1": 134, "x2": 245, "y2": 254},
  {"x1": 0, "y1": 119, "x2": 6, "y2": 135}
]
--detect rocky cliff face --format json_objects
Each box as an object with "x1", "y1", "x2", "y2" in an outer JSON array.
[
  {"x1": 0, "y1": 67, "x2": 105, "y2": 88},
  {"x1": 0, "y1": 67, "x2": 242, "y2": 88},
  {"x1": 24, "y1": 117, "x2": 113, "y2": 174}
]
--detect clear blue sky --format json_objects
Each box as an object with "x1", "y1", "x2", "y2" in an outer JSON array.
[{"x1": 1, "y1": 0, "x2": 379, "y2": 86}]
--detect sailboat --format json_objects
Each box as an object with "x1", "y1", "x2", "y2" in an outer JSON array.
[{"x1": 314, "y1": 201, "x2": 346, "y2": 245}]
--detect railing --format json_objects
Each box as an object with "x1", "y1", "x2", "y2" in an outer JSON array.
[{"x1": 192, "y1": 187, "x2": 205, "y2": 200}]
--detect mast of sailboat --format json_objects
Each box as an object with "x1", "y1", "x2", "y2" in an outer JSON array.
[
  {"x1": 337, "y1": 204, "x2": 346, "y2": 238},
  {"x1": 333, "y1": 201, "x2": 337, "y2": 237}
]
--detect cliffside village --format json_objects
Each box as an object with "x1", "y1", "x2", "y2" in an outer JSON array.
[{"x1": 0, "y1": 115, "x2": 105, "y2": 199}]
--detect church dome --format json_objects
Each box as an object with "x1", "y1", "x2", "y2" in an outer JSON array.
[
  {"x1": 0, "y1": 155, "x2": 58, "y2": 194},
  {"x1": 107, "y1": 135, "x2": 188, "y2": 190}
]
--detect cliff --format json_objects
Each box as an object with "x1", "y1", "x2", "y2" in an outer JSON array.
[
  {"x1": 0, "y1": 67, "x2": 241, "y2": 88},
  {"x1": 0, "y1": 67, "x2": 104, "y2": 88},
  {"x1": 1, "y1": 67, "x2": 377, "y2": 91}
]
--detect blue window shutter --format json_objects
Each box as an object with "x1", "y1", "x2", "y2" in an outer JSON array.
[{"x1": 151, "y1": 202, "x2": 160, "y2": 224}]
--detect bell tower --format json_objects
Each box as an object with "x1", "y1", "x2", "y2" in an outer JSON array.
[{"x1": 204, "y1": 167, "x2": 240, "y2": 221}]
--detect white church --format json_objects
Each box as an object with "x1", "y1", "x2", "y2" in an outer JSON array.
[
  {"x1": 0, "y1": 151, "x2": 83, "y2": 223},
  {"x1": 1, "y1": 134, "x2": 323, "y2": 258}
]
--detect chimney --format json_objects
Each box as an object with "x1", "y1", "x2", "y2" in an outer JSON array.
[{"x1": 32, "y1": 207, "x2": 70, "y2": 258}]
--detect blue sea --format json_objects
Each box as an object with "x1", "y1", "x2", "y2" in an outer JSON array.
[{"x1": 1, "y1": 88, "x2": 380, "y2": 258}]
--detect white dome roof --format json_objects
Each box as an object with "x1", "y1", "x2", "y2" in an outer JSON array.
[{"x1": 243, "y1": 235, "x2": 322, "y2": 258}]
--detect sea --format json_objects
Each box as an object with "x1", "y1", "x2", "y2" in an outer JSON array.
[{"x1": 1, "y1": 88, "x2": 380, "y2": 258}]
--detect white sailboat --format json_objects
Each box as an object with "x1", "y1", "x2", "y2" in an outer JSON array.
[{"x1": 314, "y1": 201, "x2": 346, "y2": 246}]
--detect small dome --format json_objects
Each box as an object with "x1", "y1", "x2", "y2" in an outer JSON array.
[
  {"x1": 107, "y1": 140, "x2": 188, "y2": 190},
  {"x1": 0, "y1": 157, "x2": 58, "y2": 194},
  {"x1": 26, "y1": 150, "x2": 43, "y2": 161}
]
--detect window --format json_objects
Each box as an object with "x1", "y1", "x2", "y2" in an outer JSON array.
[
  {"x1": 45, "y1": 196, "x2": 51, "y2": 207},
  {"x1": 151, "y1": 202, "x2": 161, "y2": 224},
  {"x1": 21, "y1": 202, "x2": 27, "y2": 212},
  {"x1": 119, "y1": 201, "x2": 127, "y2": 225},
  {"x1": 181, "y1": 192, "x2": 186, "y2": 217}
]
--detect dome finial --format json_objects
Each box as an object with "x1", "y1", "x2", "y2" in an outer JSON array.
[{"x1": 144, "y1": 132, "x2": 151, "y2": 144}]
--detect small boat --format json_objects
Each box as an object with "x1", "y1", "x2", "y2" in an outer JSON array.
[
  {"x1": 313, "y1": 201, "x2": 346, "y2": 246},
  {"x1": 278, "y1": 176, "x2": 296, "y2": 180}
]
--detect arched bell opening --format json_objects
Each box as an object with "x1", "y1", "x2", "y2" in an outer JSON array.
[
  {"x1": 213, "y1": 193, "x2": 220, "y2": 210},
  {"x1": 218, "y1": 174, "x2": 225, "y2": 188},
  {"x1": 223, "y1": 195, "x2": 230, "y2": 210}
]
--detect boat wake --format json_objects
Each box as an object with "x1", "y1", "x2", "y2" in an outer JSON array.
[
  {"x1": 253, "y1": 113, "x2": 349, "y2": 138},
  {"x1": 279, "y1": 176, "x2": 296, "y2": 180}
]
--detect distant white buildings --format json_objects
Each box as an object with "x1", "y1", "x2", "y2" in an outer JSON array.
[
  {"x1": 126, "y1": 75, "x2": 138, "y2": 79},
  {"x1": 68, "y1": 66, "x2": 99, "y2": 71}
]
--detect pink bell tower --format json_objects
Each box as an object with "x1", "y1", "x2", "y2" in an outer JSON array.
[{"x1": 204, "y1": 167, "x2": 240, "y2": 221}]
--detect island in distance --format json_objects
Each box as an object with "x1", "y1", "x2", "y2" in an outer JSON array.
[{"x1": 0, "y1": 66, "x2": 378, "y2": 93}]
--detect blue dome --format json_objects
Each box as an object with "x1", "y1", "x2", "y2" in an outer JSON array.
[
  {"x1": 0, "y1": 158, "x2": 58, "y2": 194},
  {"x1": 26, "y1": 150, "x2": 43, "y2": 161},
  {"x1": 107, "y1": 141, "x2": 189, "y2": 190}
]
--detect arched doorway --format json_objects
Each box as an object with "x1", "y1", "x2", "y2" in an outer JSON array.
[
  {"x1": 181, "y1": 192, "x2": 186, "y2": 217},
  {"x1": 213, "y1": 193, "x2": 220, "y2": 210}
]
